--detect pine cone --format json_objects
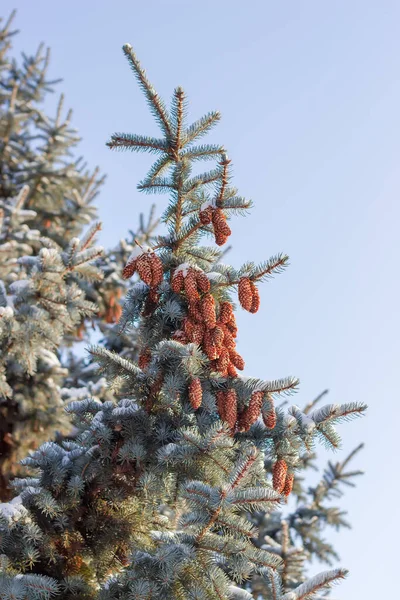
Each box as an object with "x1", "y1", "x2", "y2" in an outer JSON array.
[
  {"x1": 200, "y1": 294, "x2": 216, "y2": 329},
  {"x1": 216, "y1": 347, "x2": 230, "y2": 374},
  {"x1": 227, "y1": 362, "x2": 238, "y2": 378},
  {"x1": 188, "y1": 302, "x2": 204, "y2": 324},
  {"x1": 229, "y1": 349, "x2": 245, "y2": 370},
  {"x1": 150, "y1": 253, "x2": 164, "y2": 287},
  {"x1": 220, "y1": 324, "x2": 236, "y2": 349},
  {"x1": 215, "y1": 230, "x2": 230, "y2": 246},
  {"x1": 196, "y1": 270, "x2": 211, "y2": 293},
  {"x1": 184, "y1": 268, "x2": 200, "y2": 304},
  {"x1": 122, "y1": 258, "x2": 137, "y2": 279},
  {"x1": 189, "y1": 378, "x2": 202, "y2": 410},
  {"x1": 192, "y1": 323, "x2": 205, "y2": 345},
  {"x1": 262, "y1": 397, "x2": 276, "y2": 429},
  {"x1": 249, "y1": 281, "x2": 260, "y2": 313},
  {"x1": 136, "y1": 254, "x2": 153, "y2": 286},
  {"x1": 238, "y1": 277, "x2": 253, "y2": 311},
  {"x1": 138, "y1": 348, "x2": 151, "y2": 370},
  {"x1": 199, "y1": 205, "x2": 213, "y2": 224},
  {"x1": 219, "y1": 301, "x2": 234, "y2": 324},
  {"x1": 224, "y1": 388, "x2": 238, "y2": 430},
  {"x1": 226, "y1": 318, "x2": 238, "y2": 337},
  {"x1": 283, "y1": 472, "x2": 294, "y2": 497},
  {"x1": 238, "y1": 391, "x2": 264, "y2": 431},
  {"x1": 171, "y1": 269, "x2": 184, "y2": 293},
  {"x1": 216, "y1": 390, "x2": 227, "y2": 421},
  {"x1": 211, "y1": 325, "x2": 225, "y2": 349},
  {"x1": 203, "y1": 330, "x2": 218, "y2": 360},
  {"x1": 272, "y1": 459, "x2": 288, "y2": 494},
  {"x1": 183, "y1": 317, "x2": 195, "y2": 341}
]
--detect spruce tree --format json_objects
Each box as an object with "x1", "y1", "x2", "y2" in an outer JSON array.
[
  {"x1": 0, "y1": 11, "x2": 144, "y2": 498},
  {"x1": 0, "y1": 43, "x2": 365, "y2": 600}
]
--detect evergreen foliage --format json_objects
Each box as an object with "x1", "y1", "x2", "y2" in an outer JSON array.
[
  {"x1": 0, "y1": 38, "x2": 365, "y2": 600},
  {"x1": 0, "y1": 12, "x2": 157, "y2": 499}
]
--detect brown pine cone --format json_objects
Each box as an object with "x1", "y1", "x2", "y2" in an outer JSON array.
[
  {"x1": 211, "y1": 325, "x2": 225, "y2": 349},
  {"x1": 249, "y1": 281, "x2": 260, "y2": 313},
  {"x1": 189, "y1": 378, "x2": 203, "y2": 410},
  {"x1": 136, "y1": 254, "x2": 153, "y2": 286},
  {"x1": 283, "y1": 472, "x2": 294, "y2": 497},
  {"x1": 262, "y1": 397, "x2": 277, "y2": 429},
  {"x1": 272, "y1": 459, "x2": 288, "y2": 494},
  {"x1": 192, "y1": 323, "x2": 205, "y2": 345},
  {"x1": 229, "y1": 349, "x2": 245, "y2": 370},
  {"x1": 200, "y1": 294, "x2": 216, "y2": 329},
  {"x1": 122, "y1": 258, "x2": 137, "y2": 279},
  {"x1": 216, "y1": 390, "x2": 227, "y2": 421},
  {"x1": 188, "y1": 302, "x2": 204, "y2": 324},
  {"x1": 219, "y1": 324, "x2": 236, "y2": 349},
  {"x1": 214, "y1": 230, "x2": 230, "y2": 246},
  {"x1": 216, "y1": 347, "x2": 230, "y2": 374},
  {"x1": 138, "y1": 347, "x2": 151, "y2": 370},
  {"x1": 196, "y1": 270, "x2": 211, "y2": 293},
  {"x1": 171, "y1": 269, "x2": 184, "y2": 293},
  {"x1": 227, "y1": 362, "x2": 238, "y2": 378},
  {"x1": 183, "y1": 317, "x2": 195, "y2": 341},
  {"x1": 219, "y1": 301, "x2": 234, "y2": 324},
  {"x1": 184, "y1": 268, "x2": 200, "y2": 304},
  {"x1": 226, "y1": 318, "x2": 238, "y2": 337},
  {"x1": 238, "y1": 391, "x2": 264, "y2": 432},
  {"x1": 224, "y1": 388, "x2": 238, "y2": 431},
  {"x1": 199, "y1": 205, "x2": 213, "y2": 224},
  {"x1": 238, "y1": 277, "x2": 253, "y2": 311},
  {"x1": 149, "y1": 253, "x2": 164, "y2": 287}
]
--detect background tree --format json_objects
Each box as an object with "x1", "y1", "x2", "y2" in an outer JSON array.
[
  {"x1": 0, "y1": 11, "x2": 157, "y2": 499},
  {"x1": 0, "y1": 42, "x2": 365, "y2": 600}
]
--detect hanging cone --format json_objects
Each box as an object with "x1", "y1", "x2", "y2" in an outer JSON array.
[
  {"x1": 216, "y1": 390, "x2": 227, "y2": 421},
  {"x1": 122, "y1": 258, "x2": 137, "y2": 279},
  {"x1": 171, "y1": 269, "x2": 184, "y2": 293},
  {"x1": 220, "y1": 324, "x2": 235, "y2": 350},
  {"x1": 136, "y1": 253, "x2": 153, "y2": 286},
  {"x1": 238, "y1": 391, "x2": 264, "y2": 431},
  {"x1": 249, "y1": 281, "x2": 260, "y2": 313},
  {"x1": 229, "y1": 349, "x2": 245, "y2": 371},
  {"x1": 200, "y1": 294, "x2": 216, "y2": 329},
  {"x1": 283, "y1": 472, "x2": 294, "y2": 497},
  {"x1": 189, "y1": 378, "x2": 203, "y2": 410},
  {"x1": 224, "y1": 388, "x2": 238, "y2": 431},
  {"x1": 272, "y1": 459, "x2": 288, "y2": 494},
  {"x1": 149, "y1": 253, "x2": 164, "y2": 287},
  {"x1": 216, "y1": 347, "x2": 230, "y2": 374},
  {"x1": 219, "y1": 301, "x2": 234, "y2": 324},
  {"x1": 226, "y1": 317, "x2": 238, "y2": 337},
  {"x1": 199, "y1": 205, "x2": 213, "y2": 224},
  {"x1": 183, "y1": 317, "x2": 195, "y2": 341},
  {"x1": 262, "y1": 400, "x2": 277, "y2": 429},
  {"x1": 238, "y1": 277, "x2": 253, "y2": 311},
  {"x1": 203, "y1": 329, "x2": 218, "y2": 360},
  {"x1": 138, "y1": 347, "x2": 151, "y2": 370},
  {"x1": 211, "y1": 325, "x2": 224, "y2": 349},
  {"x1": 196, "y1": 270, "x2": 211, "y2": 293},
  {"x1": 227, "y1": 362, "x2": 238, "y2": 378},
  {"x1": 184, "y1": 269, "x2": 200, "y2": 304},
  {"x1": 192, "y1": 322, "x2": 205, "y2": 345}
]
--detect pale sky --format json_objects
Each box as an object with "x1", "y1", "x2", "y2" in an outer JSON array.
[{"x1": 3, "y1": 2, "x2": 399, "y2": 598}]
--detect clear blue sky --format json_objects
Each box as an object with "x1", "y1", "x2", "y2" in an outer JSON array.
[{"x1": 3, "y1": 1, "x2": 399, "y2": 598}]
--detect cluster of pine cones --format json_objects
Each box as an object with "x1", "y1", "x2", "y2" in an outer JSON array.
[
  {"x1": 122, "y1": 248, "x2": 164, "y2": 315},
  {"x1": 199, "y1": 205, "x2": 231, "y2": 246},
  {"x1": 171, "y1": 266, "x2": 244, "y2": 377}
]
